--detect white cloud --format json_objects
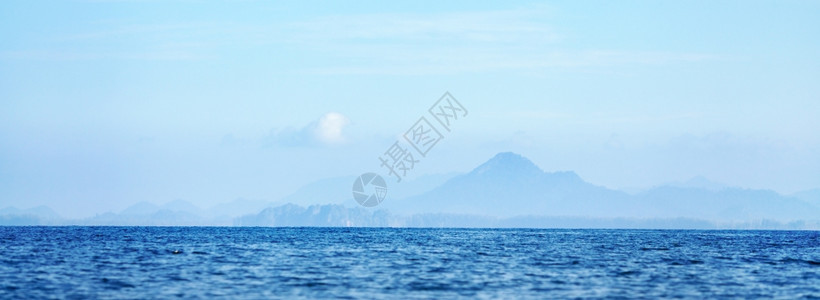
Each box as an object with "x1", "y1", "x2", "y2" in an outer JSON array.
[
  {"x1": 313, "y1": 112, "x2": 350, "y2": 144},
  {"x1": 263, "y1": 112, "x2": 350, "y2": 147}
]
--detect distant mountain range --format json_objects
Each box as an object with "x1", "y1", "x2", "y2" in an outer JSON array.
[
  {"x1": 280, "y1": 173, "x2": 458, "y2": 206},
  {"x1": 793, "y1": 189, "x2": 820, "y2": 208},
  {"x1": 0, "y1": 206, "x2": 62, "y2": 225},
  {"x1": 2, "y1": 152, "x2": 819, "y2": 229},
  {"x1": 382, "y1": 152, "x2": 820, "y2": 222},
  {"x1": 382, "y1": 152, "x2": 632, "y2": 218}
]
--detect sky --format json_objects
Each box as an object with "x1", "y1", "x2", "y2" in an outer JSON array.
[{"x1": 1, "y1": 1, "x2": 819, "y2": 218}]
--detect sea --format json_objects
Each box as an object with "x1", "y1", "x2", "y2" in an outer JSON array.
[{"x1": 0, "y1": 227, "x2": 818, "y2": 299}]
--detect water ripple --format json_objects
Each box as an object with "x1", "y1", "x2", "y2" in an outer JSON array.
[{"x1": 0, "y1": 227, "x2": 817, "y2": 298}]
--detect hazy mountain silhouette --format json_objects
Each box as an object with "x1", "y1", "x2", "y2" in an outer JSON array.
[
  {"x1": 233, "y1": 203, "x2": 816, "y2": 229},
  {"x1": 383, "y1": 152, "x2": 631, "y2": 217},
  {"x1": 279, "y1": 176, "x2": 357, "y2": 206},
  {"x1": 281, "y1": 173, "x2": 459, "y2": 206},
  {"x1": 234, "y1": 204, "x2": 394, "y2": 227},
  {"x1": 119, "y1": 201, "x2": 162, "y2": 215},
  {"x1": 381, "y1": 152, "x2": 819, "y2": 223},
  {"x1": 0, "y1": 206, "x2": 63, "y2": 225},
  {"x1": 2, "y1": 152, "x2": 819, "y2": 228},
  {"x1": 664, "y1": 176, "x2": 729, "y2": 191},
  {"x1": 0, "y1": 206, "x2": 61, "y2": 219},
  {"x1": 119, "y1": 200, "x2": 203, "y2": 216},
  {"x1": 203, "y1": 198, "x2": 273, "y2": 218},
  {"x1": 84, "y1": 210, "x2": 211, "y2": 226},
  {"x1": 793, "y1": 189, "x2": 820, "y2": 208},
  {"x1": 75, "y1": 199, "x2": 269, "y2": 225},
  {"x1": 634, "y1": 187, "x2": 819, "y2": 221}
]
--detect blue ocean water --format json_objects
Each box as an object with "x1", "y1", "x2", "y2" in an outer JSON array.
[{"x1": 0, "y1": 227, "x2": 817, "y2": 299}]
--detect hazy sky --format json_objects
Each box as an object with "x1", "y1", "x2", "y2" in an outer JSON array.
[{"x1": 2, "y1": 1, "x2": 819, "y2": 218}]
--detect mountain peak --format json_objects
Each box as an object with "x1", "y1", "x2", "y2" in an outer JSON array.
[
  {"x1": 666, "y1": 176, "x2": 727, "y2": 191},
  {"x1": 470, "y1": 152, "x2": 543, "y2": 176}
]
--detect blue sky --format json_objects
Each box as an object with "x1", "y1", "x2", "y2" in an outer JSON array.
[{"x1": 1, "y1": 1, "x2": 819, "y2": 217}]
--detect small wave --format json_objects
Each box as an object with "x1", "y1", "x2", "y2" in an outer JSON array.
[
  {"x1": 780, "y1": 258, "x2": 820, "y2": 266},
  {"x1": 3, "y1": 285, "x2": 20, "y2": 292},
  {"x1": 168, "y1": 275, "x2": 189, "y2": 282},
  {"x1": 640, "y1": 247, "x2": 670, "y2": 251},
  {"x1": 666, "y1": 259, "x2": 704, "y2": 266},
  {"x1": 616, "y1": 270, "x2": 640, "y2": 277},
  {"x1": 101, "y1": 278, "x2": 136, "y2": 289}
]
